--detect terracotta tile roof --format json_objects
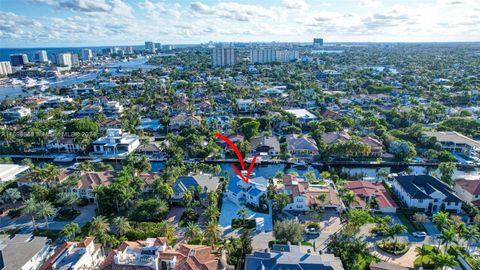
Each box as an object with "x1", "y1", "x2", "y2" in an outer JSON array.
[
  {"x1": 77, "y1": 171, "x2": 116, "y2": 189},
  {"x1": 344, "y1": 181, "x2": 397, "y2": 209},
  {"x1": 305, "y1": 186, "x2": 341, "y2": 207},
  {"x1": 455, "y1": 176, "x2": 480, "y2": 196}
]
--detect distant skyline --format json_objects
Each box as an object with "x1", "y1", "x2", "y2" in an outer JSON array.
[{"x1": 1, "y1": 0, "x2": 479, "y2": 48}]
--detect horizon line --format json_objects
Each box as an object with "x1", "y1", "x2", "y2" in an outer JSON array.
[{"x1": 1, "y1": 41, "x2": 480, "y2": 50}]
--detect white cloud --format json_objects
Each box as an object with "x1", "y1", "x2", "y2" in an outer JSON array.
[{"x1": 282, "y1": 0, "x2": 308, "y2": 10}]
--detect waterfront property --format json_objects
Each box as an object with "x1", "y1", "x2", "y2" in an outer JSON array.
[
  {"x1": 454, "y1": 175, "x2": 480, "y2": 206},
  {"x1": 425, "y1": 131, "x2": 480, "y2": 159},
  {"x1": 344, "y1": 180, "x2": 398, "y2": 213},
  {"x1": 391, "y1": 175, "x2": 462, "y2": 213},
  {"x1": 91, "y1": 129, "x2": 140, "y2": 157}
]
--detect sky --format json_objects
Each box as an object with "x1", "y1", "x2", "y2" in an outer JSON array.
[{"x1": 0, "y1": 0, "x2": 479, "y2": 48}]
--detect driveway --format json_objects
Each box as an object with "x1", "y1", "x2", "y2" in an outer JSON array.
[
  {"x1": 219, "y1": 197, "x2": 272, "y2": 233},
  {"x1": 423, "y1": 221, "x2": 440, "y2": 236},
  {"x1": 166, "y1": 206, "x2": 184, "y2": 227},
  {"x1": 0, "y1": 204, "x2": 96, "y2": 233}
]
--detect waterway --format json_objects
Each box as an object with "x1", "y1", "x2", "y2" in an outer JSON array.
[
  {"x1": 0, "y1": 58, "x2": 160, "y2": 100},
  {"x1": 149, "y1": 162, "x2": 479, "y2": 180}
]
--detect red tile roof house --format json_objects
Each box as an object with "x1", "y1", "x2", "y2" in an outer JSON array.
[
  {"x1": 344, "y1": 181, "x2": 398, "y2": 213},
  {"x1": 454, "y1": 175, "x2": 480, "y2": 206}
]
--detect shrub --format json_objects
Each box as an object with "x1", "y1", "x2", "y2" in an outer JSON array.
[
  {"x1": 8, "y1": 208, "x2": 23, "y2": 219},
  {"x1": 232, "y1": 218, "x2": 256, "y2": 229},
  {"x1": 376, "y1": 241, "x2": 409, "y2": 255}
]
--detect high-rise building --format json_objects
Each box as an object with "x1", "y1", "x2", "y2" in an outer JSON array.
[
  {"x1": 10, "y1": 54, "x2": 29, "y2": 66},
  {"x1": 212, "y1": 47, "x2": 235, "y2": 67},
  {"x1": 250, "y1": 48, "x2": 276, "y2": 64},
  {"x1": 0, "y1": 61, "x2": 13, "y2": 76},
  {"x1": 145, "y1": 41, "x2": 155, "y2": 53},
  {"x1": 56, "y1": 53, "x2": 72, "y2": 67},
  {"x1": 125, "y1": 46, "x2": 134, "y2": 54},
  {"x1": 313, "y1": 38, "x2": 324, "y2": 48},
  {"x1": 275, "y1": 50, "x2": 300, "y2": 63},
  {"x1": 155, "y1": 43, "x2": 162, "y2": 51},
  {"x1": 82, "y1": 48, "x2": 93, "y2": 61},
  {"x1": 34, "y1": 50, "x2": 48, "y2": 62},
  {"x1": 71, "y1": 54, "x2": 80, "y2": 67}
]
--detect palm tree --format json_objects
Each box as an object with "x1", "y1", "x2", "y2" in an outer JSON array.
[
  {"x1": 158, "y1": 221, "x2": 176, "y2": 243},
  {"x1": 183, "y1": 190, "x2": 193, "y2": 207},
  {"x1": 415, "y1": 244, "x2": 432, "y2": 268},
  {"x1": 61, "y1": 222, "x2": 80, "y2": 240},
  {"x1": 237, "y1": 207, "x2": 249, "y2": 225},
  {"x1": 207, "y1": 191, "x2": 219, "y2": 206},
  {"x1": 433, "y1": 211, "x2": 449, "y2": 230},
  {"x1": 204, "y1": 221, "x2": 221, "y2": 248},
  {"x1": 205, "y1": 205, "x2": 220, "y2": 223},
  {"x1": 432, "y1": 253, "x2": 459, "y2": 270},
  {"x1": 437, "y1": 228, "x2": 458, "y2": 254},
  {"x1": 37, "y1": 163, "x2": 60, "y2": 185},
  {"x1": 23, "y1": 198, "x2": 39, "y2": 230},
  {"x1": 37, "y1": 200, "x2": 57, "y2": 230},
  {"x1": 111, "y1": 216, "x2": 131, "y2": 236},
  {"x1": 341, "y1": 191, "x2": 357, "y2": 210},
  {"x1": 384, "y1": 224, "x2": 407, "y2": 253},
  {"x1": 89, "y1": 215, "x2": 109, "y2": 239},
  {"x1": 55, "y1": 192, "x2": 78, "y2": 211},
  {"x1": 185, "y1": 222, "x2": 203, "y2": 244},
  {"x1": 464, "y1": 225, "x2": 479, "y2": 252},
  {"x1": 4, "y1": 188, "x2": 21, "y2": 208}
]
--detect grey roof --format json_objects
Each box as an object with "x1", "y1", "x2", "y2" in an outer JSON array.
[
  {"x1": 285, "y1": 134, "x2": 318, "y2": 152},
  {"x1": 245, "y1": 245, "x2": 343, "y2": 270},
  {"x1": 0, "y1": 234, "x2": 49, "y2": 270},
  {"x1": 394, "y1": 175, "x2": 462, "y2": 202},
  {"x1": 250, "y1": 135, "x2": 280, "y2": 152},
  {"x1": 173, "y1": 174, "x2": 220, "y2": 194}
]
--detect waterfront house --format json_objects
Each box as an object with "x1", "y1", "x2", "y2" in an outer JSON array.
[
  {"x1": 284, "y1": 109, "x2": 318, "y2": 123},
  {"x1": 391, "y1": 175, "x2": 462, "y2": 213},
  {"x1": 344, "y1": 181, "x2": 397, "y2": 213},
  {"x1": 68, "y1": 171, "x2": 115, "y2": 202},
  {"x1": 250, "y1": 135, "x2": 280, "y2": 157},
  {"x1": 91, "y1": 129, "x2": 140, "y2": 157},
  {"x1": 425, "y1": 131, "x2": 480, "y2": 159},
  {"x1": 285, "y1": 134, "x2": 319, "y2": 159},
  {"x1": 227, "y1": 176, "x2": 268, "y2": 208},
  {"x1": 454, "y1": 175, "x2": 480, "y2": 206}
]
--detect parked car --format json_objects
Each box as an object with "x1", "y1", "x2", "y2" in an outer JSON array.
[{"x1": 412, "y1": 231, "x2": 427, "y2": 238}]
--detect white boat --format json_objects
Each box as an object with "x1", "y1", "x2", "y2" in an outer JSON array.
[
  {"x1": 37, "y1": 78, "x2": 49, "y2": 85},
  {"x1": 23, "y1": 77, "x2": 37, "y2": 88},
  {"x1": 8, "y1": 78, "x2": 23, "y2": 85},
  {"x1": 53, "y1": 154, "x2": 75, "y2": 162},
  {"x1": 292, "y1": 160, "x2": 307, "y2": 168},
  {"x1": 246, "y1": 156, "x2": 262, "y2": 164}
]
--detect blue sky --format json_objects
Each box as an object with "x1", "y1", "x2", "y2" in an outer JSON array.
[{"x1": 0, "y1": 0, "x2": 479, "y2": 47}]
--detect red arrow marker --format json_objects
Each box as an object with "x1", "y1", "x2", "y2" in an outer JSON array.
[{"x1": 214, "y1": 133, "x2": 257, "y2": 184}]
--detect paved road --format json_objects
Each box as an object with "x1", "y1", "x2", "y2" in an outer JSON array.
[{"x1": 0, "y1": 204, "x2": 96, "y2": 233}]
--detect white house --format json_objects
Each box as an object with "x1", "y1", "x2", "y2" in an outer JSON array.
[
  {"x1": 46, "y1": 138, "x2": 81, "y2": 153},
  {"x1": 40, "y1": 237, "x2": 104, "y2": 270},
  {"x1": 2, "y1": 106, "x2": 31, "y2": 121},
  {"x1": 425, "y1": 131, "x2": 480, "y2": 159},
  {"x1": 91, "y1": 129, "x2": 140, "y2": 157},
  {"x1": 236, "y1": 99, "x2": 255, "y2": 111},
  {"x1": 0, "y1": 234, "x2": 51, "y2": 270},
  {"x1": 103, "y1": 101, "x2": 124, "y2": 117},
  {"x1": 391, "y1": 175, "x2": 462, "y2": 213},
  {"x1": 285, "y1": 109, "x2": 318, "y2": 123},
  {"x1": 0, "y1": 163, "x2": 30, "y2": 182},
  {"x1": 227, "y1": 176, "x2": 267, "y2": 207}
]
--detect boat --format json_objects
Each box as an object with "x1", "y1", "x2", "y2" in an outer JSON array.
[
  {"x1": 292, "y1": 160, "x2": 308, "y2": 168},
  {"x1": 23, "y1": 77, "x2": 37, "y2": 88},
  {"x1": 246, "y1": 156, "x2": 262, "y2": 164},
  {"x1": 8, "y1": 78, "x2": 23, "y2": 85},
  {"x1": 53, "y1": 154, "x2": 76, "y2": 163}
]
